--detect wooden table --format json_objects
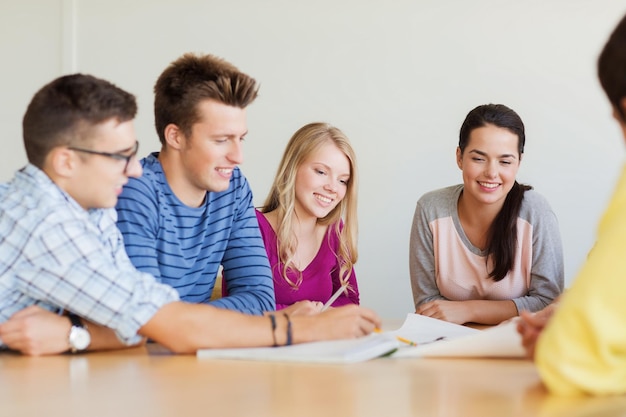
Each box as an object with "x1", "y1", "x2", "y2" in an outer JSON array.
[{"x1": 2, "y1": 334, "x2": 626, "y2": 416}]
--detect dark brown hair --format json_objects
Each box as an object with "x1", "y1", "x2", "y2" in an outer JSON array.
[
  {"x1": 598, "y1": 13, "x2": 626, "y2": 121},
  {"x1": 153, "y1": 53, "x2": 259, "y2": 145},
  {"x1": 22, "y1": 74, "x2": 137, "y2": 168}
]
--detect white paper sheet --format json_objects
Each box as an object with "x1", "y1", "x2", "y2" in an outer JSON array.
[
  {"x1": 197, "y1": 333, "x2": 400, "y2": 364},
  {"x1": 390, "y1": 315, "x2": 525, "y2": 358}
]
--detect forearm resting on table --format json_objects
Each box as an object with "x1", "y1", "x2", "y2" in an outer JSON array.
[
  {"x1": 139, "y1": 302, "x2": 380, "y2": 354},
  {"x1": 140, "y1": 302, "x2": 303, "y2": 353},
  {"x1": 417, "y1": 298, "x2": 518, "y2": 325},
  {"x1": 463, "y1": 299, "x2": 519, "y2": 324},
  {"x1": 83, "y1": 319, "x2": 145, "y2": 351}
]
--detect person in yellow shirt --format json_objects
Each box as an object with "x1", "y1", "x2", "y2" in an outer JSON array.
[{"x1": 517, "y1": 12, "x2": 626, "y2": 396}]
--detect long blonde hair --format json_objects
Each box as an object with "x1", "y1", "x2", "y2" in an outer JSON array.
[{"x1": 260, "y1": 122, "x2": 359, "y2": 289}]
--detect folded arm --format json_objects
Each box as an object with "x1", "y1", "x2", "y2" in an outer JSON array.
[
  {"x1": 416, "y1": 299, "x2": 518, "y2": 325},
  {"x1": 0, "y1": 306, "x2": 143, "y2": 356}
]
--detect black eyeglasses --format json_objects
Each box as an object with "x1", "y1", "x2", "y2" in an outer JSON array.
[{"x1": 68, "y1": 142, "x2": 139, "y2": 174}]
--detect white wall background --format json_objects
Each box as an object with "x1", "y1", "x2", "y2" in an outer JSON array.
[{"x1": 2, "y1": 0, "x2": 625, "y2": 319}]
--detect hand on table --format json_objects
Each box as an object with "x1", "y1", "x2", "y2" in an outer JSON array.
[
  {"x1": 0, "y1": 306, "x2": 70, "y2": 356},
  {"x1": 416, "y1": 299, "x2": 469, "y2": 324}
]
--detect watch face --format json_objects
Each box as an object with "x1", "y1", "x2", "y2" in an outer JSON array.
[{"x1": 69, "y1": 327, "x2": 91, "y2": 351}]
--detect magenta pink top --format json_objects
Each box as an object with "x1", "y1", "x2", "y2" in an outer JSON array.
[{"x1": 255, "y1": 210, "x2": 360, "y2": 310}]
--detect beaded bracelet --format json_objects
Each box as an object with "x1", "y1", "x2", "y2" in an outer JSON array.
[
  {"x1": 283, "y1": 313, "x2": 292, "y2": 346},
  {"x1": 268, "y1": 314, "x2": 278, "y2": 347}
]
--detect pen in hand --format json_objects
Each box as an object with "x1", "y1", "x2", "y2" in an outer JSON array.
[{"x1": 321, "y1": 284, "x2": 348, "y2": 311}]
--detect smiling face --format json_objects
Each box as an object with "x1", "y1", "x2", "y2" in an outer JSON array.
[
  {"x1": 177, "y1": 99, "x2": 247, "y2": 196},
  {"x1": 294, "y1": 141, "x2": 351, "y2": 221},
  {"x1": 456, "y1": 124, "x2": 521, "y2": 210}
]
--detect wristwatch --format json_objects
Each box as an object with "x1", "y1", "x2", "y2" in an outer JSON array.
[{"x1": 68, "y1": 313, "x2": 91, "y2": 353}]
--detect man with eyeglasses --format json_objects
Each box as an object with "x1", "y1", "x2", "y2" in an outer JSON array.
[
  {"x1": 0, "y1": 73, "x2": 380, "y2": 355},
  {"x1": 68, "y1": 141, "x2": 140, "y2": 175}
]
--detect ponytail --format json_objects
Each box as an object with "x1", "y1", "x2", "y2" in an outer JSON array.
[{"x1": 486, "y1": 181, "x2": 532, "y2": 281}]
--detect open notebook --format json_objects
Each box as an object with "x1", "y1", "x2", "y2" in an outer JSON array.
[
  {"x1": 197, "y1": 332, "x2": 400, "y2": 364},
  {"x1": 196, "y1": 313, "x2": 525, "y2": 363},
  {"x1": 388, "y1": 314, "x2": 526, "y2": 359}
]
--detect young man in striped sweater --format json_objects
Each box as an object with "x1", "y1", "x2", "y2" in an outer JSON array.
[{"x1": 115, "y1": 53, "x2": 275, "y2": 315}]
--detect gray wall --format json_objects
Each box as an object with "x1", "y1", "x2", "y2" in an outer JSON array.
[{"x1": 2, "y1": 0, "x2": 625, "y2": 318}]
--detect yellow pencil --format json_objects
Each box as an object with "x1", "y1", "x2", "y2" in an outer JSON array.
[
  {"x1": 373, "y1": 328, "x2": 418, "y2": 346},
  {"x1": 395, "y1": 336, "x2": 417, "y2": 347}
]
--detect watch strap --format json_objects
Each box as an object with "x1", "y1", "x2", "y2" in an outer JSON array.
[{"x1": 68, "y1": 313, "x2": 84, "y2": 329}]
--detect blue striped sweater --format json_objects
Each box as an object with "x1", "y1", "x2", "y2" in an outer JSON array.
[{"x1": 115, "y1": 153, "x2": 275, "y2": 315}]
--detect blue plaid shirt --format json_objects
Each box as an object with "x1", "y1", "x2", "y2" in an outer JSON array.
[{"x1": 0, "y1": 164, "x2": 179, "y2": 346}]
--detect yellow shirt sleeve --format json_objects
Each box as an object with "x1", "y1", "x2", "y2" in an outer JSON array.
[{"x1": 535, "y1": 164, "x2": 626, "y2": 396}]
